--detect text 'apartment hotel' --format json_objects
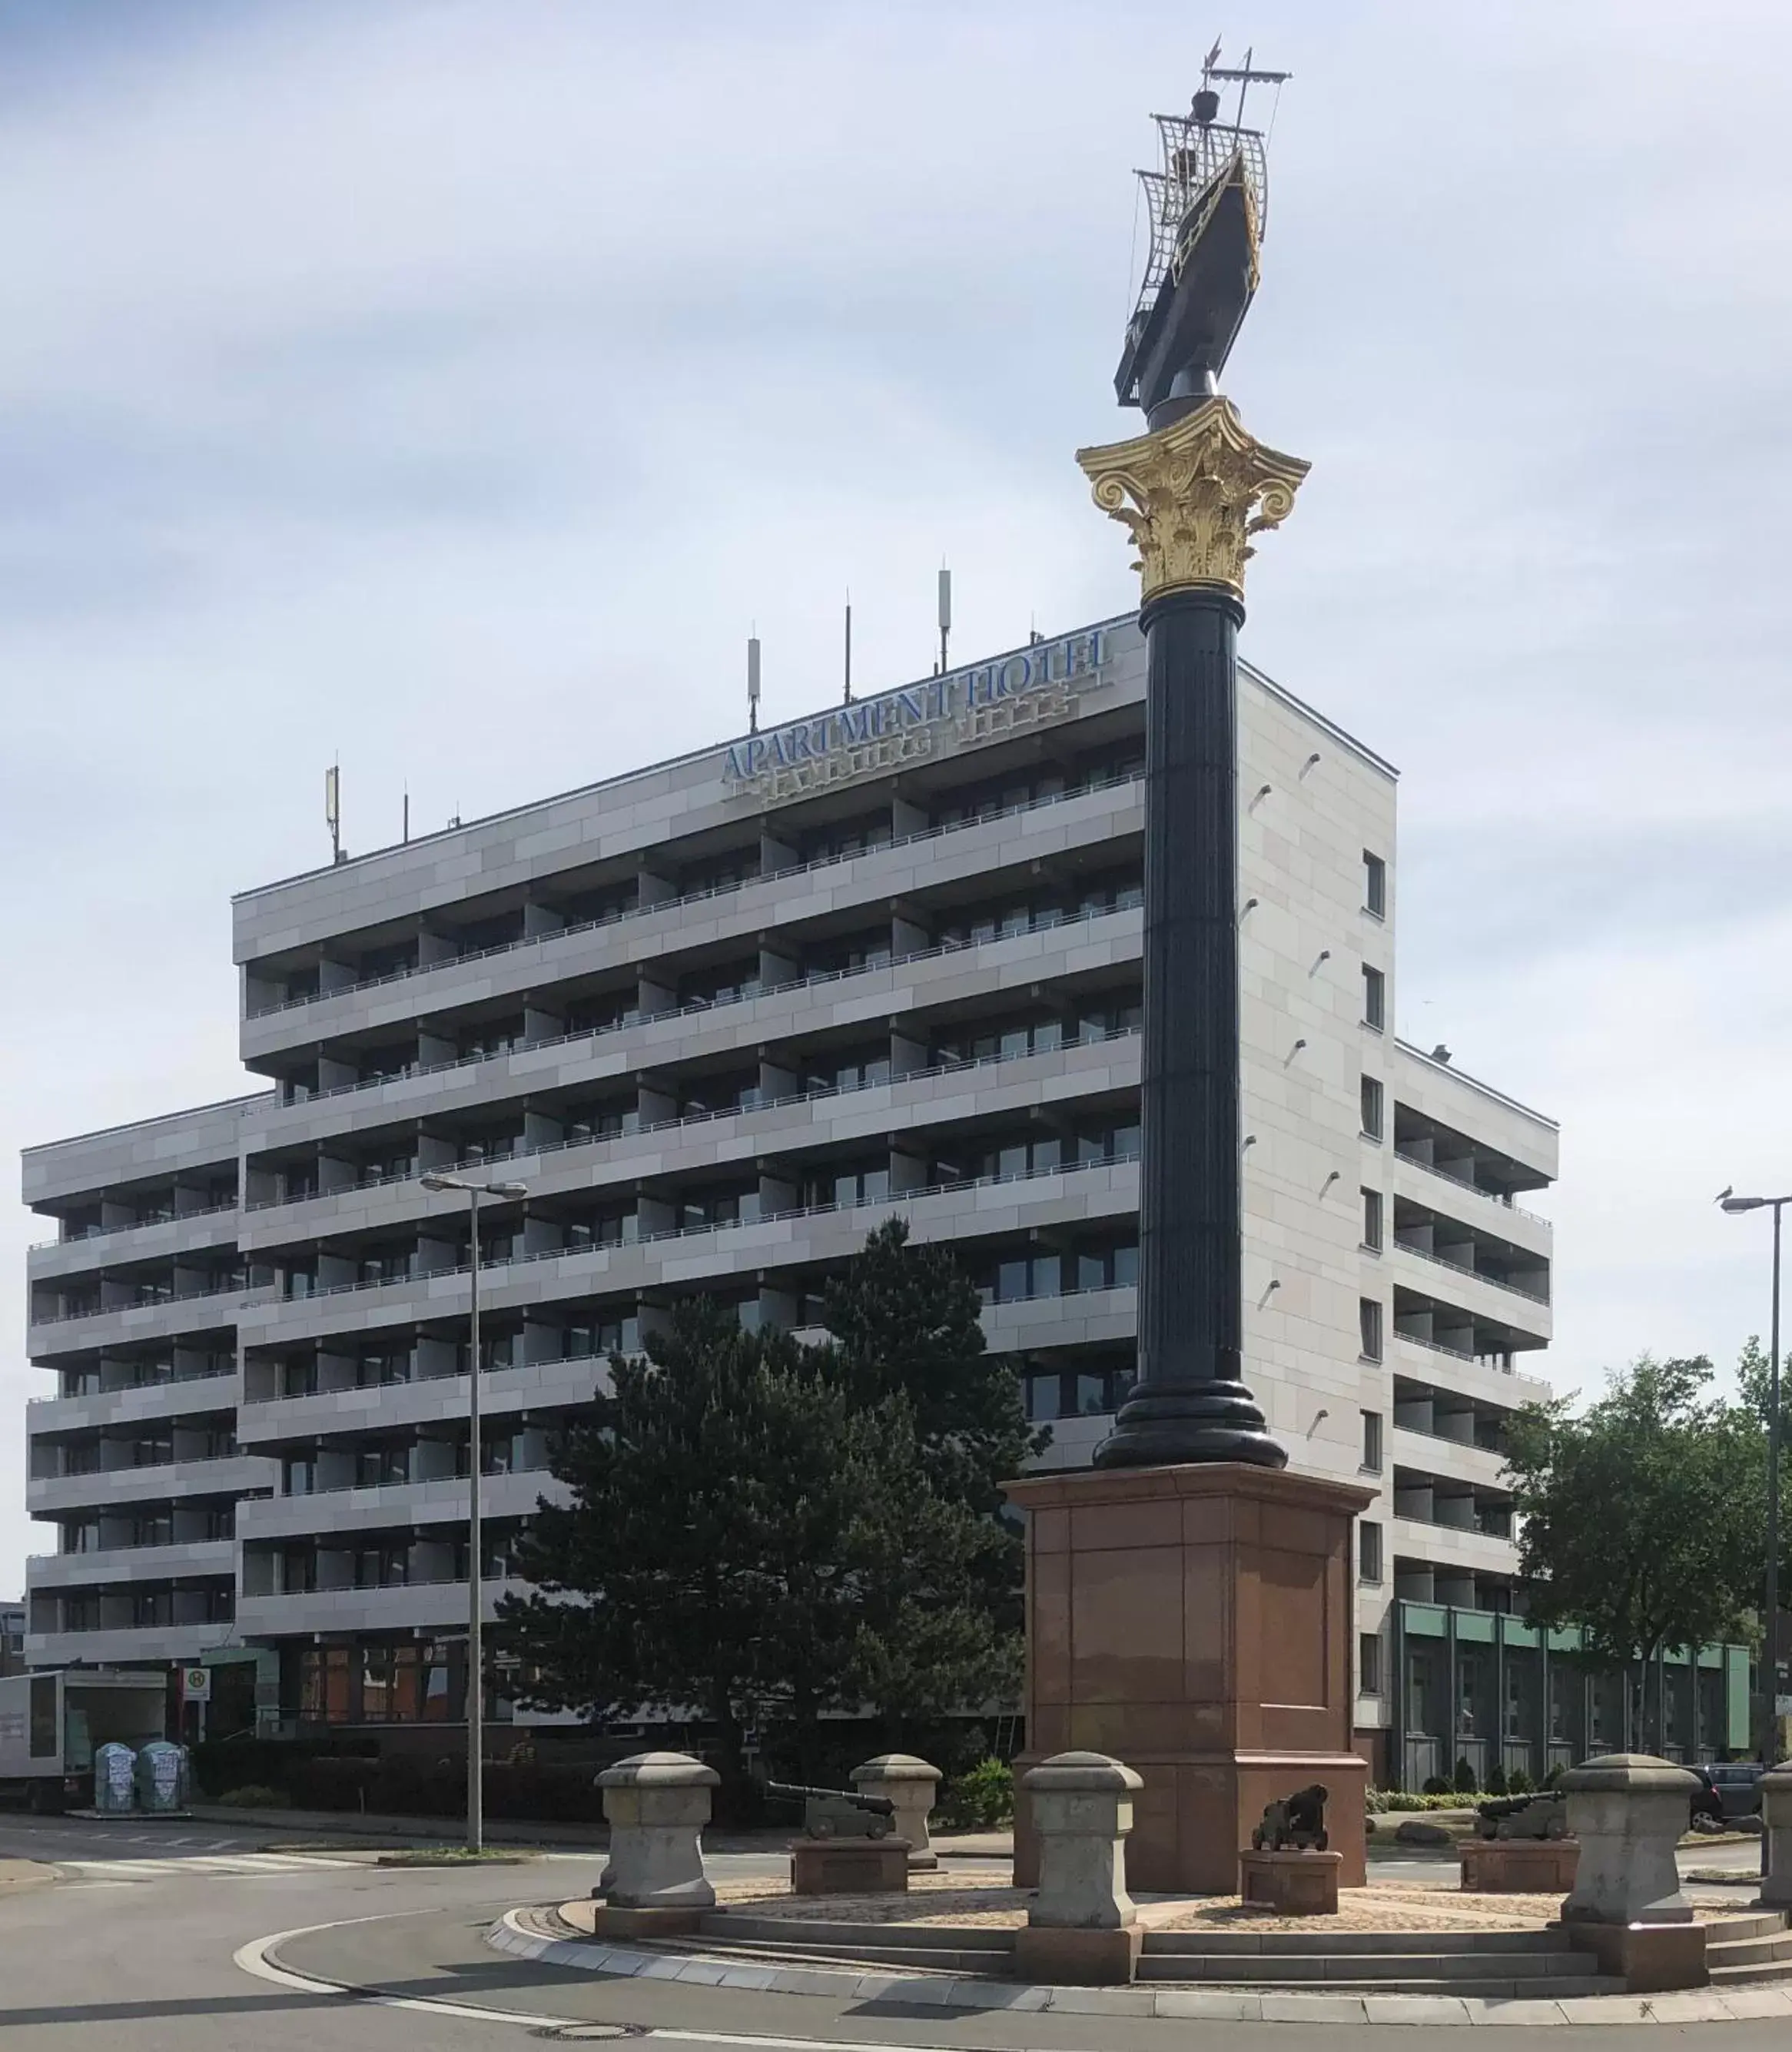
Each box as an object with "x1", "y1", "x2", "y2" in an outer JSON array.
[{"x1": 24, "y1": 616, "x2": 1591, "y2": 1786}]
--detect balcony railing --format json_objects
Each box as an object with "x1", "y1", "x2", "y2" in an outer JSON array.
[
  {"x1": 244, "y1": 1025, "x2": 1142, "y2": 1213},
  {"x1": 266, "y1": 901, "x2": 1143, "y2": 1116},
  {"x1": 1392, "y1": 1150, "x2": 1551, "y2": 1228},
  {"x1": 246, "y1": 771, "x2": 1144, "y2": 1021},
  {"x1": 1392, "y1": 1237, "x2": 1551, "y2": 1307},
  {"x1": 27, "y1": 1363, "x2": 237, "y2": 1411},
  {"x1": 28, "y1": 1193, "x2": 241, "y2": 1255},
  {"x1": 30, "y1": 1281, "x2": 277, "y2": 1333},
  {"x1": 270, "y1": 1148, "x2": 1141, "y2": 1307}
]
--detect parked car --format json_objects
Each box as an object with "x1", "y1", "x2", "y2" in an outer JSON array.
[{"x1": 1701, "y1": 1761, "x2": 1765, "y2": 1819}]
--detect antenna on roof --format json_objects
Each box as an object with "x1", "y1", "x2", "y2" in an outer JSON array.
[
  {"x1": 402, "y1": 786, "x2": 410, "y2": 845},
  {"x1": 937, "y1": 563, "x2": 952, "y2": 676},
  {"x1": 324, "y1": 760, "x2": 343, "y2": 865},
  {"x1": 747, "y1": 630, "x2": 762, "y2": 733},
  {"x1": 843, "y1": 590, "x2": 853, "y2": 705}
]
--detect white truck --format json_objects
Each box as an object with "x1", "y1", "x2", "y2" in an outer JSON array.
[{"x1": 0, "y1": 1670, "x2": 170, "y2": 1811}]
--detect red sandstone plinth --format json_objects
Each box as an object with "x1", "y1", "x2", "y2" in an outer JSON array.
[
  {"x1": 1240, "y1": 1847, "x2": 1342, "y2": 1914},
  {"x1": 1004, "y1": 1462, "x2": 1374, "y2": 1895},
  {"x1": 1461, "y1": 1836, "x2": 1579, "y2": 1893}
]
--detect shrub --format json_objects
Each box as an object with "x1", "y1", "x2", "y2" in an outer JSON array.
[
  {"x1": 1541, "y1": 1762, "x2": 1564, "y2": 1791},
  {"x1": 937, "y1": 1758, "x2": 1013, "y2": 1831},
  {"x1": 1485, "y1": 1762, "x2": 1508, "y2": 1796},
  {"x1": 1453, "y1": 1758, "x2": 1478, "y2": 1795},
  {"x1": 1508, "y1": 1765, "x2": 1534, "y2": 1795},
  {"x1": 1422, "y1": 1775, "x2": 1450, "y2": 1796},
  {"x1": 214, "y1": 1785, "x2": 287, "y2": 1809}
]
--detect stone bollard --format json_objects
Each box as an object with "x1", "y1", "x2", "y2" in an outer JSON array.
[
  {"x1": 851, "y1": 1754, "x2": 942, "y2": 1870},
  {"x1": 1558, "y1": 1753, "x2": 1706, "y2": 1991},
  {"x1": 1012, "y1": 1751, "x2": 1143, "y2": 1986},
  {"x1": 593, "y1": 1750, "x2": 719, "y2": 1938},
  {"x1": 1759, "y1": 1765, "x2": 1792, "y2": 1908}
]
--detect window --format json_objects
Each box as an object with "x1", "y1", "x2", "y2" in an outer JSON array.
[
  {"x1": 1359, "y1": 1297, "x2": 1384, "y2": 1362},
  {"x1": 1360, "y1": 1074, "x2": 1384, "y2": 1141},
  {"x1": 1364, "y1": 850, "x2": 1387, "y2": 918},
  {"x1": 1362, "y1": 965, "x2": 1386, "y2": 1031},
  {"x1": 1359, "y1": 1519, "x2": 1384, "y2": 1584},
  {"x1": 1362, "y1": 1187, "x2": 1383, "y2": 1250},
  {"x1": 1360, "y1": 1409, "x2": 1383, "y2": 1473},
  {"x1": 1359, "y1": 1631, "x2": 1384, "y2": 1695}
]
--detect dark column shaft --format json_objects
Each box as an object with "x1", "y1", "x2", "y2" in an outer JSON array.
[{"x1": 1094, "y1": 584, "x2": 1285, "y2": 1469}]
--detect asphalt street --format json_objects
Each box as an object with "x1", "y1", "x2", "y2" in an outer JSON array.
[{"x1": 0, "y1": 1811, "x2": 1776, "y2": 2051}]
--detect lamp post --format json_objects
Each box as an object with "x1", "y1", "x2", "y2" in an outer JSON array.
[
  {"x1": 1718, "y1": 1188, "x2": 1791, "y2": 1778},
  {"x1": 421, "y1": 1170, "x2": 529, "y2": 1853}
]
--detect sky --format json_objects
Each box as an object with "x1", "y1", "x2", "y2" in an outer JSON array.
[{"x1": 4, "y1": 0, "x2": 1792, "y2": 1593}]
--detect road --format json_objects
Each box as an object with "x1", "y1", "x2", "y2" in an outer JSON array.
[{"x1": 0, "y1": 1810, "x2": 1777, "y2": 2050}]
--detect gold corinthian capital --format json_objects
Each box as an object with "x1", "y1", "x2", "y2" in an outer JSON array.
[{"x1": 1075, "y1": 397, "x2": 1310, "y2": 603}]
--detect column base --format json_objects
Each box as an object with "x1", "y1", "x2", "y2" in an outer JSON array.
[
  {"x1": 1013, "y1": 1922, "x2": 1141, "y2": 1985},
  {"x1": 1006, "y1": 1460, "x2": 1374, "y2": 1894}
]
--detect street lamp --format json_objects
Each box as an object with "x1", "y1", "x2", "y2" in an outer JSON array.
[
  {"x1": 421, "y1": 1170, "x2": 529, "y2": 1853},
  {"x1": 1718, "y1": 1187, "x2": 1792, "y2": 1777}
]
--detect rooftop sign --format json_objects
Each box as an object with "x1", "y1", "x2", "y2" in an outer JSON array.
[{"x1": 722, "y1": 627, "x2": 1113, "y2": 802}]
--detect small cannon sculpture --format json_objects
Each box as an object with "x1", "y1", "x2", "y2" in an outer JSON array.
[
  {"x1": 764, "y1": 1780, "x2": 897, "y2": 1841},
  {"x1": 1251, "y1": 1783, "x2": 1329, "y2": 1853},
  {"x1": 1474, "y1": 1793, "x2": 1568, "y2": 1841}
]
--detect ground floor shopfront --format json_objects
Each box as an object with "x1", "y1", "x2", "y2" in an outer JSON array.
[{"x1": 1390, "y1": 1599, "x2": 1751, "y2": 1791}]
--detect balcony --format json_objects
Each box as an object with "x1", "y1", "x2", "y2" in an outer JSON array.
[
  {"x1": 25, "y1": 1619, "x2": 235, "y2": 1668},
  {"x1": 237, "y1": 1355, "x2": 603, "y2": 1443},
  {"x1": 27, "y1": 1200, "x2": 241, "y2": 1279},
  {"x1": 26, "y1": 1283, "x2": 274, "y2": 1359},
  {"x1": 236, "y1": 1026, "x2": 1141, "y2": 1248},
  {"x1": 238, "y1": 1468, "x2": 553, "y2": 1542},
  {"x1": 242, "y1": 900, "x2": 1144, "y2": 1145},
  {"x1": 27, "y1": 1364, "x2": 238, "y2": 1436},
  {"x1": 235, "y1": 1572, "x2": 520, "y2": 1639},
  {"x1": 236, "y1": 1154, "x2": 1140, "y2": 1347},
  {"x1": 26, "y1": 1452, "x2": 276, "y2": 1516},
  {"x1": 27, "y1": 1538, "x2": 235, "y2": 1589},
  {"x1": 243, "y1": 769, "x2": 1145, "y2": 1030}
]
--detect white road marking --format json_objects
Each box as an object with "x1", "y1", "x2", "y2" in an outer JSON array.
[
  {"x1": 68, "y1": 1851, "x2": 361, "y2": 1881},
  {"x1": 235, "y1": 1916, "x2": 1052, "y2": 2048}
]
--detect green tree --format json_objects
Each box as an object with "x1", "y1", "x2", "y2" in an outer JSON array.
[
  {"x1": 496, "y1": 1296, "x2": 1016, "y2": 1792},
  {"x1": 822, "y1": 1217, "x2": 1046, "y2": 1512},
  {"x1": 1505, "y1": 1355, "x2": 1757, "y2": 1746}
]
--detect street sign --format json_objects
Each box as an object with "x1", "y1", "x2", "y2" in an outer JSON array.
[{"x1": 181, "y1": 1667, "x2": 211, "y2": 1702}]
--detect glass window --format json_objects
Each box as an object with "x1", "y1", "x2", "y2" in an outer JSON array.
[
  {"x1": 1359, "y1": 1631, "x2": 1384, "y2": 1695},
  {"x1": 1359, "y1": 1519, "x2": 1383, "y2": 1584},
  {"x1": 1362, "y1": 1187, "x2": 1383, "y2": 1250},
  {"x1": 1361, "y1": 1075, "x2": 1384, "y2": 1141},
  {"x1": 1361, "y1": 1409, "x2": 1383, "y2": 1473},
  {"x1": 1364, "y1": 850, "x2": 1387, "y2": 918},
  {"x1": 1363, "y1": 965, "x2": 1386, "y2": 1031},
  {"x1": 1359, "y1": 1297, "x2": 1384, "y2": 1362}
]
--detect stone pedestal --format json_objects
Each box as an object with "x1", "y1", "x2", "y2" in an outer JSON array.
[
  {"x1": 789, "y1": 1838, "x2": 911, "y2": 1896},
  {"x1": 1759, "y1": 1765, "x2": 1792, "y2": 1908},
  {"x1": 1015, "y1": 1751, "x2": 1142, "y2": 1987},
  {"x1": 851, "y1": 1754, "x2": 941, "y2": 1870},
  {"x1": 593, "y1": 1750, "x2": 717, "y2": 1938},
  {"x1": 1006, "y1": 1463, "x2": 1372, "y2": 1894},
  {"x1": 1460, "y1": 1837, "x2": 1579, "y2": 1894},
  {"x1": 1239, "y1": 1848, "x2": 1341, "y2": 1914},
  {"x1": 1555, "y1": 1753, "x2": 1704, "y2": 1992},
  {"x1": 1559, "y1": 1753, "x2": 1695, "y2": 1927}
]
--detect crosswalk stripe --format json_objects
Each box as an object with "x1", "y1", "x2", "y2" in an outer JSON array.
[{"x1": 66, "y1": 1851, "x2": 360, "y2": 1880}]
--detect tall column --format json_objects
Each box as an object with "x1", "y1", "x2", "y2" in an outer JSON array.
[{"x1": 1075, "y1": 397, "x2": 1309, "y2": 1469}]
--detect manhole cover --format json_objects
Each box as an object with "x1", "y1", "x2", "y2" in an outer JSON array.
[{"x1": 532, "y1": 2028, "x2": 642, "y2": 2043}]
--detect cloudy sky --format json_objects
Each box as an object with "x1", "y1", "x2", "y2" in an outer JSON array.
[{"x1": 4, "y1": 0, "x2": 1790, "y2": 1590}]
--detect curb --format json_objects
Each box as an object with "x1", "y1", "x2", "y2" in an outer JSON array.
[{"x1": 484, "y1": 1906, "x2": 1792, "y2": 2027}]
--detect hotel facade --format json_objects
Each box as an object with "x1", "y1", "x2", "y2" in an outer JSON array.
[{"x1": 20, "y1": 616, "x2": 1744, "y2": 1780}]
